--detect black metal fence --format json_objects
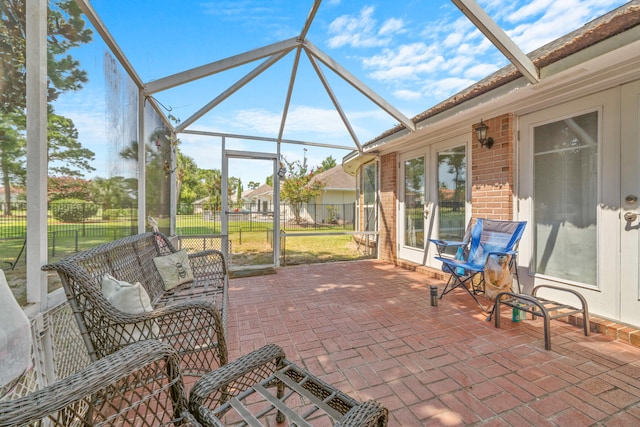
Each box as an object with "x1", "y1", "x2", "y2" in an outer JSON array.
[
  {"x1": 178, "y1": 202, "x2": 356, "y2": 234},
  {"x1": 0, "y1": 201, "x2": 357, "y2": 265}
]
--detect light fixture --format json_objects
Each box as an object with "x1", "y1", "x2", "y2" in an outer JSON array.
[
  {"x1": 277, "y1": 162, "x2": 287, "y2": 179},
  {"x1": 474, "y1": 119, "x2": 494, "y2": 149}
]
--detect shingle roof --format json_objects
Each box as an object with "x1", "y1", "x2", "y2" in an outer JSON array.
[
  {"x1": 309, "y1": 165, "x2": 355, "y2": 190},
  {"x1": 243, "y1": 183, "x2": 273, "y2": 199}
]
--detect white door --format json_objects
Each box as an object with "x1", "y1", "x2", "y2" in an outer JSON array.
[
  {"x1": 620, "y1": 80, "x2": 640, "y2": 326},
  {"x1": 518, "y1": 88, "x2": 624, "y2": 322},
  {"x1": 399, "y1": 151, "x2": 429, "y2": 264},
  {"x1": 398, "y1": 137, "x2": 469, "y2": 265}
]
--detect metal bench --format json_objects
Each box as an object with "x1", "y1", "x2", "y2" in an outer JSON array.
[{"x1": 494, "y1": 284, "x2": 590, "y2": 350}]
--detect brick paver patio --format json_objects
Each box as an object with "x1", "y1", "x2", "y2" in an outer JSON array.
[{"x1": 225, "y1": 260, "x2": 640, "y2": 426}]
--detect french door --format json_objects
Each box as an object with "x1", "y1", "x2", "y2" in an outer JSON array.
[
  {"x1": 519, "y1": 80, "x2": 640, "y2": 326},
  {"x1": 620, "y1": 80, "x2": 640, "y2": 326},
  {"x1": 399, "y1": 151, "x2": 428, "y2": 264},
  {"x1": 398, "y1": 138, "x2": 468, "y2": 265}
]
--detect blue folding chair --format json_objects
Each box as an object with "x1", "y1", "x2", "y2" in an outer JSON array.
[{"x1": 430, "y1": 218, "x2": 527, "y2": 313}]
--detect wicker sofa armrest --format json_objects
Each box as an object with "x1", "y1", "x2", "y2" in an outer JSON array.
[
  {"x1": 336, "y1": 400, "x2": 389, "y2": 427},
  {"x1": 189, "y1": 343, "x2": 285, "y2": 423},
  {"x1": 188, "y1": 249, "x2": 228, "y2": 282},
  {"x1": 91, "y1": 301, "x2": 228, "y2": 374},
  {"x1": 0, "y1": 340, "x2": 201, "y2": 427}
]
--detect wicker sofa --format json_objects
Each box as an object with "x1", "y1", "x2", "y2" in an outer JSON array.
[{"x1": 42, "y1": 231, "x2": 229, "y2": 379}]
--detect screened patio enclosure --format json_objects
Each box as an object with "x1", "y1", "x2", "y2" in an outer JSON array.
[{"x1": 17, "y1": 0, "x2": 564, "y2": 311}]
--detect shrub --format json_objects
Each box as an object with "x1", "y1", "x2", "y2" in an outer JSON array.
[
  {"x1": 102, "y1": 208, "x2": 135, "y2": 220},
  {"x1": 51, "y1": 199, "x2": 99, "y2": 222}
]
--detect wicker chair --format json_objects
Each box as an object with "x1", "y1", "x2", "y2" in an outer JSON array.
[
  {"x1": 42, "y1": 232, "x2": 229, "y2": 379},
  {"x1": 0, "y1": 340, "x2": 199, "y2": 426},
  {"x1": 0, "y1": 340, "x2": 289, "y2": 427}
]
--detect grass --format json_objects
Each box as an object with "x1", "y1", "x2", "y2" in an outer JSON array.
[{"x1": 3, "y1": 224, "x2": 374, "y2": 306}]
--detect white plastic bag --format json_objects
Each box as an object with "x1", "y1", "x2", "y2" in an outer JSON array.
[{"x1": 483, "y1": 254, "x2": 513, "y2": 301}]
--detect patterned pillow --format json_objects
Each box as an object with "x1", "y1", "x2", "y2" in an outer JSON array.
[{"x1": 153, "y1": 249, "x2": 194, "y2": 291}]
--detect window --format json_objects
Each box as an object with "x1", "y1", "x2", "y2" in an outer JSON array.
[
  {"x1": 534, "y1": 111, "x2": 598, "y2": 285},
  {"x1": 437, "y1": 146, "x2": 466, "y2": 254}
]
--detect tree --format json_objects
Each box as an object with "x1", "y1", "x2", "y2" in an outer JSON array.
[
  {"x1": 280, "y1": 157, "x2": 325, "y2": 225},
  {"x1": 199, "y1": 169, "x2": 222, "y2": 211},
  {"x1": 176, "y1": 152, "x2": 200, "y2": 208},
  {"x1": 0, "y1": 113, "x2": 25, "y2": 214},
  {"x1": 47, "y1": 110, "x2": 95, "y2": 176},
  {"x1": 90, "y1": 176, "x2": 135, "y2": 209},
  {"x1": 48, "y1": 176, "x2": 92, "y2": 201},
  {"x1": 247, "y1": 181, "x2": 260, "y2": 190},
  {"x1": 320, "y1": 155, "x2": 337, "y2": 171},
  {"x1": 0, "y1": 0, "x2": 93, "y2": 213},
  {"x1": 236, "y1": 178, "x2": 243, "y2": 209}
]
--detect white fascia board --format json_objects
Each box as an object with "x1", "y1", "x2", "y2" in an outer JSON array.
[
  {"x1": 145, "y1": 37, "x2": 302, "y2": 94},
  {"x1": 452, "y1": 0, "x2": 539, "y2": 84},
  {"x1": 304, "y1": 41, "x2": 416, "y2": 132}
]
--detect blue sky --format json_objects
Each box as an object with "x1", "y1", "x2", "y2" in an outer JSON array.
[{"x1": 53, "y1": 0, "x2": 628, "y2": 185}]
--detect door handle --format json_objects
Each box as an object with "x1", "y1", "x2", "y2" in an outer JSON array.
[
  {"x1": 624, "y1": 211, "x2": 638, "y2": 222},
  {"x1": 424, "y1": 208, "x2": 429, "y2": 219}
]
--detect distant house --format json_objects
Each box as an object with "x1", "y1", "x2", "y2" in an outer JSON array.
[
  {"x1": 241, "y1": 183, "x2": 273, "y2": 212},
  {"x1": 308, "y1": 165, "x2": 356, "y2": 205},
  {"x1": 305, "y1": 165, "x2": 356, "y2": 225}
]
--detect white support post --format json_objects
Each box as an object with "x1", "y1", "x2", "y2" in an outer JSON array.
[
  {"x1": 169, "y1": 132, "x2": 177, "y2": 236},
  {"x1": 138, "y1": 89, "x2": 146, "y2": 234},
  {"x1": 273, "y1": 144, "x2": 282, "y2": 267},
  {"x1": 25, "y1": 0, "x2": 48, "y2": 307},
  {"x1": 221, "y1": 137, "x2": 229, "y2": 258}
]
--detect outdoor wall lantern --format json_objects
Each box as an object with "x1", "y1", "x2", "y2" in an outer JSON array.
[
  {"x1": 475, "y1": 119, "x2": 494, "y2": 149},
  {"x1": 277, "y1": 162, "x2": 287, "y2": 179}
]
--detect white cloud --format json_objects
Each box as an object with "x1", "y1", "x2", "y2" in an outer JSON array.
[
  {"x1": 393, "y1": 89, "x2": 423, "y2": 100},
  {"x1": 363, "y1": 43, "x2": 444, "y2": 81},
  {"x1": 505, "y1": 0, "x2": 554, "y2": 23},
  {"x1": 379, "y1": 18, "x2": 405, "y2": 36},
  {"x1": 421, "y1": 77, "x2": 475, "y2": 100},
  {"x1": 327, "y1": 6, "x2": 399, "y2": 48},
  {"x1": 464, "y1": 63, "x2": 501, "y2": 79}
]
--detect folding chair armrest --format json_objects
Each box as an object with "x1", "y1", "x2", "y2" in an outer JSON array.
[
  {"x1": 189, "y1": 343, "x2": 285, "y2": 418},
  {"x1": 429, "y1": 239, "x2": 466, "y2": 248}
]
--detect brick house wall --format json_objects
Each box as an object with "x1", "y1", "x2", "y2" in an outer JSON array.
[
  {"x1": 471, "y1": 113, "x2": 515, "y2": 220},
  {"x1": 378, "y1": 153, "x2": 397, "y2": 263}
]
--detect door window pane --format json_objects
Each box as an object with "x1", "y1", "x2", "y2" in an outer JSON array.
[
  {"x1": 404, "y1": 157, "x2": 425, "y2": 249},
  {"x1": 437, "y1": 146, "x2": 466, "y2": 254},
  {"x1": 363, "y1": 162, "x2": 377, "y2": 232},
  {"x1": 534, "y1": 111, "x2": 598, "y2": 285}
]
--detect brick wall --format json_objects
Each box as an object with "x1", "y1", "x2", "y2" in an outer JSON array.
[
  {"x1": 378, "y1": 153, "x2": 397, "y2": 263},
  {"x1": 470, "y1": 113, "x2": 515, "y2": 220}
]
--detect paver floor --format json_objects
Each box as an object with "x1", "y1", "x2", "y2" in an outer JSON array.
[{"x1": 225, "y1": 260, "x2": 640, "y2": 426}]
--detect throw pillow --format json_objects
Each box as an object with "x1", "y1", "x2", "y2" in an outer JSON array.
[
  {"x1": 153, "y1": 249, "x2": 194, "y2": 291},
  {"x1": 101, "y1": 274, "x2": 160, "y2": 343}
]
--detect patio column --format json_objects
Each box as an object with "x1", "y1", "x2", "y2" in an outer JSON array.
[{"x1": 25, "y1": 0, "x2": 48, "y2": 306}]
